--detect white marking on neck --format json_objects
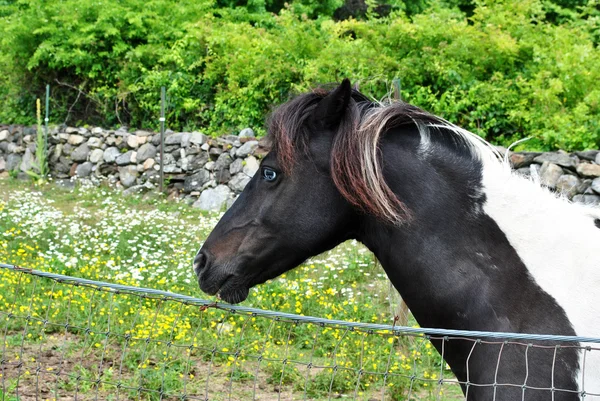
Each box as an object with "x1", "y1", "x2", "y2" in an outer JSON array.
[
  {"x1": 424, "y1": 121, "x2": 600, "y2": 395},
  {"x1": 480, "y1": 157, "x2": 600, "y2": 396}
]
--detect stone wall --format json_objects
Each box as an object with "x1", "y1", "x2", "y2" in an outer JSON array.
[
  {"x1": 0, "y1": 124, "x2": 599, "y2": 208},
  {"x1": 0, "y1": 124, "x2": 267, "y2": 210}
]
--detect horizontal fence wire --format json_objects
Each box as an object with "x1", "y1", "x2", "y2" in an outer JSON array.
[{"x1": 1, "y1": 263, "x2": 600, "y2": 401}]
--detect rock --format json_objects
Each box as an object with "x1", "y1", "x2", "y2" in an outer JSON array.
[
  {"x1": 592, "y1": 178, "x2": 600, "y2": 195},
  {"x1": 7, "y1": 143, "x2": 23, "y2": 154},
  {"x1": 214, "y1": 153, "x2": 233, "y2": 171},
  {"x1": 19, "y1": 148, "x2": 35, "y2": 172},
  {"x1": 533, "y1": 153, "x2": 575, "y2": 169},
  {"x1": 572, "y1": 194, "x2": 600, "y2": 206},
  {"x1": 137, "y1": 136, "x2": 148, "y2": 145},
  {"x1": 236, "y1": 140, "x2": 259, "y2": 158},
  {"x1": 243, "y1": 156, "x2": 260, "y2": 177},
  {"x1": 555, "y1": 175, "x2": 581, "y2": 199},
  {"x1": 116, "y1": 151, "x2": 134, "y2": 166},
  {"x1": 230, "y1": 158, "x2": 243, "y2": 175},
  {"x1": 202, "y1": 179, "x2": 217, "y2": 190},
  {"x1": 69, "y1": 163, "x2": 78, "y2": 177},
  {"x1": 188, "y1": 153, "x2": 209, "y2": 170},
  {"x1": 51, "y1": 144, "x2": 63, "y2": 162},
  {"x1": 209, "y1": 147, "x2": 223, "y2": 160},
  {"x1": 136, "y1": 143, "x2": 157, "y2": 163},
  {"x1": 71, "y1": 144, "x2": 90, "y2": 162},
  {"x1": 226, "y1": 195, "x2": 238, "y2": 209},
  {"x1": 0, "y1": 157, "x2": 5, "y2": 172},
  {"x1": 54, "y1": 158, "x2": 71, "y2": 175},
  {"x1": 596, "y1": 153, "x2": 600, "y2": 165},
  {"x1": 239, "y1": 128, "x2": 255, "y2": 138},
  {"x1": 127, "y1": 135, "x2": 140, "y2": 149},
  {"x1": 183, "y1": 170, "x2": 211, "y2": 193},
  {"x1": 515, "y1": 167, "x2": 530, "y2": 177},
  {"x1": 106, "y1": 136, "x2": 118, "y2": 146},
  {"x1": 215, "y1": 169, "x2": 231, "y2": 184},
  {"x1": 76, "y1": 162, "x2": 93, "y2": 178},
  {"x1": 143, "y1": 158, "x2": 155, "y2": 170},
  {"x1": 204, "y1": 161, "x2": 216, "y2": 171},
  {"x1": 61, "y1": 143, "x2": 74, "y2": 156},
  {"x1": 0, "y1": 130, "x2": 9, "y2": 141},
  {"x1": 89, "y1": 149, "x2": 104, "y2": 164},
  {"x1": 142, "y1": 169, "x2": 160, "y2": 184},
  {"x1": 539, "y1": 162, "x2": 563, "y2": 188},
  {"x1": 118, "y1": 166, "x2": 138, "y2": 188},
  {"x1": 189, "y1": 132, "x2": 206, "y2": 145},
  {"x1": 134, "y1": 130, "x2": 154, "y2": 137},
  {"x1": 163, "y1": 164, "x2": 181, "y2": 173},
  {"x1": 576, "y1": 163, "x2": 600, "y2": 178},
  {"x1": 181, "y1": 132, "x2": 191, "y2": 148},
  {"x1": 67, "y1": 134, "x2": 85, "y2": 145},
  {"x1": 156, "y1": 153, "x2": 175, "y2": 165},
  {"x1": 103, "y1": 147, "x2": 121, "y2": 163},
  {"x1": 87, "y1": 137, "x2": 103, "y2": 148},
  {"x1": 165, "y1": 132, "x2": 184, "y2": 146},
  {"x1": 193, "y1": 185, "x2": 232, "y2": 211},
  {"x1": 575, "y1": 150, "x2": 599, "y2": 161},
  {"x1": 228, "y1": 172, "x2": 251, "y2": 192},
  {"x1": 164, "y1": 144, "x2": 179, "y2": 154},
  {"x1": 91, "y1": 127, "x2": 103, "y2": 135},
  {"x1": 180, "y1": 155, "x2": 190, "y2": 171},
  {"x1": 510, "y1": 153, "x2": 537, "y2": 169},
  {"x1": 201, "y1": 143, "x2": 210, "y2": 151},
  {"x1": 6, "y1": 154, "x2": 21, "y2": 171}
]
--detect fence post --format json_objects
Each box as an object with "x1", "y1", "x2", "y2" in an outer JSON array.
[
  {"x1": 159, "y1": 87, "x2": 165, "y2": 193},
  {"x1": 44, "y1": 85, "x2": 49, "y2": 160},
  {"x1": 393, "y1": 78, "x2": 401, "y2": 101}
]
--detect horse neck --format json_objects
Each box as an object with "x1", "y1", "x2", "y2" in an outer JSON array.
[{"x1": 357, "y1": 136, "x2": 600, "y2": 335}]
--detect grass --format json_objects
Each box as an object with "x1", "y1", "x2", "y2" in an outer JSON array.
[{"x1": 0, "y1": 177, "x2": 464, "y2": 400}]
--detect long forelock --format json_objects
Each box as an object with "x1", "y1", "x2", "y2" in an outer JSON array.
[
  {"x1": 268, "y1": 88, "x2": 502, "y2": 225},
  {"x1": 268, "y1": 90, "x2": 327, "y2": 175}
]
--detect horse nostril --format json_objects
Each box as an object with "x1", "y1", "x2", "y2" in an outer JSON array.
[{"x1": 193, "y1": 251, "x2": 208, "y2": 275}]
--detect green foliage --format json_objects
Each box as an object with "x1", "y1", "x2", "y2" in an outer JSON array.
[{"x1": 0, "y1": 0, "x2": 599, "y2": 149}]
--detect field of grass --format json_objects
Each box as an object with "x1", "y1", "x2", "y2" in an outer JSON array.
[{"x1": 0, "y1": 177, "x2": 463, "y2": 400}]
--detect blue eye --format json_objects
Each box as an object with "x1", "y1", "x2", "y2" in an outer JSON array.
[{"x1": 262, "y1": 167, "x2": 277, "y2": 182}]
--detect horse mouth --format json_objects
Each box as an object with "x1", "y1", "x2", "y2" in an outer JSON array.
[
  {"x1": 215, "y1": 277, "x2": 250, "y2": 304},
  {"x1": 197, "y1": 272, "x2": 250, "y2": 304}
]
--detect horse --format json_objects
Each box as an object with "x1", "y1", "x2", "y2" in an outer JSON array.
[{"x1": 193, "y1": 79, "x2": 600, "y2": 400}]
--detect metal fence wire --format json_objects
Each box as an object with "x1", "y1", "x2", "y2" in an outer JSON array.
[{"x1": 1, "y1": 264, "x2": 600, "y2": 401}]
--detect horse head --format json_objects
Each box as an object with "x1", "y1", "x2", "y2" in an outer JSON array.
[{"x1": 193, "y1": 79, "x2": 362, "y2": 304}]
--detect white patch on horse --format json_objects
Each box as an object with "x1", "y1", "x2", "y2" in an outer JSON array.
[{"x1": 437, "y1": 121, "x2": 600, "y2": 396}]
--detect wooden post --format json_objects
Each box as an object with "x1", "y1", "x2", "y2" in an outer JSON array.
[{"x1": 393, "y1": 78, "x2": 401, "y2": 101}]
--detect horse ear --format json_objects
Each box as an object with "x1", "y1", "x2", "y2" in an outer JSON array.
[{"x1": 313, "y1": 79, "x2": 352, "y2": 128}]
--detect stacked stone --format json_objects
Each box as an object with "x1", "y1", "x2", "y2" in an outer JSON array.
[
  {"x1": 510, "y1": 150, "x2": 600, "y2": 205},
  {"x1": 0, "y1": 125, "x2": 266, "y2": 211},
  {"x1": 1, "y1": 124, "x2": 599, "y2": 208}
]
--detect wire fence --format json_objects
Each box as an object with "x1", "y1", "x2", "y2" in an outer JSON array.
[{"x1": 1, "y1": 263, "x2": 600, "y2": 401}]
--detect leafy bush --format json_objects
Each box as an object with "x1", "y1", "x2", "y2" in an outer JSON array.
[{"x1": 0, "y1": 0, "x2": 599, "y2": 150}]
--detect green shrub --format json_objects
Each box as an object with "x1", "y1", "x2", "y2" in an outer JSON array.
[{"x1": 0, "y1": 0, "x2": 599, "y2": 150}]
